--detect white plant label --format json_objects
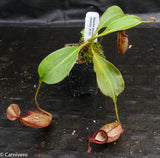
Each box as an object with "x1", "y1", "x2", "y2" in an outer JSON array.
[{"x1": 84, "y1": 12, "x2": 99, "y2": 42}]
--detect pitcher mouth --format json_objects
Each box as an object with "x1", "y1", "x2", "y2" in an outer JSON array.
[
  {"x1": 89, "y1": 123, "x2": 124, "y2": 144},
  {"x1": 89, "y1": 129, "x2": 108, "y2": 144}
]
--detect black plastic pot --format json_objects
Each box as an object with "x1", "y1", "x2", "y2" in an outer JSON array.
[{"x1": 69, "y1": 63, "x2": 98, "y2": 96}]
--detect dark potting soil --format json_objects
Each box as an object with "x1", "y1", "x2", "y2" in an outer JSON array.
[
  {"x1": 69, "y1": 63, "x2": 98, "y2": 96},
  {"x1": 0, "y1": 26, "x2": 160, "y2": 158}
]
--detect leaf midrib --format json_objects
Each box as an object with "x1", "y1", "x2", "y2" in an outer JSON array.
[
  {"x1": 94, "y1": 54, "x2": 116, "y2": 101},
  {"x1": 99, "y1": 12, "x2": 125, "y2": 29},
  {"x1": 40, "y1": 47, "x2": 80, "y2": 83},
  {"x1": 97, "y1": 15, "x2": 142, "y2": 38}
]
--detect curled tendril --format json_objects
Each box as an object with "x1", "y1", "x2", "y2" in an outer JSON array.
[{"x1": 143, "y1": 17, "x2": 156, "y2": 23}]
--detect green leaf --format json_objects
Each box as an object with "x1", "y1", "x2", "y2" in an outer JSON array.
[
  {"x1": 93, "y1": 52, "x2": 124, "y2": 102},
  {"x1": 80, "y1": 29, "x2": 84, "y2": 37},
  {"x1": 97, "y1": 15, "x2": 142, "y2": 37},
  {"x1": 38, "y1": 46, "x2": 80, "y2": 84},
  {"x1": 98, "y1": 5, "x2": 125, "y2": 30}
]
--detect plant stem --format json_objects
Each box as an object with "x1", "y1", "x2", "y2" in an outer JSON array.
[
  {"x1": 90, "y1": 45, "x2": 96, "y2": 55},
  {"x1": 79, "y1": 41, "x2": 90, "y2": 49},
  {"x1": 91, "y1": 31, "x2": 111, "y2": 41},
  {"x1": 34, "y1": 81, "x2": 52, "y2": 119},
  {"x1": 91, "y1": 27, "x2": 100, "y2": 40},
  {"x1": 114, "y1": 101, "x2": 120, "y2": 123}
]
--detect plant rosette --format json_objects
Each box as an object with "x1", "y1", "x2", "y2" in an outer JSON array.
[
  {"x1": 6, "y1": 5, "x2": 155, "y2": 148},
  {"x1": 66, "y1": 42, "x2": 103, "y2": 96}
]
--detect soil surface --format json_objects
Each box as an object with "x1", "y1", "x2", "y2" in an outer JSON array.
[{"x1": 0, "y1": 27, "x2": 160, "y2": 158}]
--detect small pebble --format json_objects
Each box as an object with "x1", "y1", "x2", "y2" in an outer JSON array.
[{"x1": 72, "y1": 130, "x2": 76, "y2": 136}]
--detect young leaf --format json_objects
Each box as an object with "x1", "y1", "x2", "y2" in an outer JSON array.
[
  {"x1": 98, "y1": 5, "x2": 125, "y2": 30},
  {"x1": 97, "y1": 15, "x2": 142, "y2": 38},
  {"x1": 38, "y1": 46, "x2": 80, "y2": 84},
  {"x1": 93, "y1": 52, "x2": 124, "y2": 102}
]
